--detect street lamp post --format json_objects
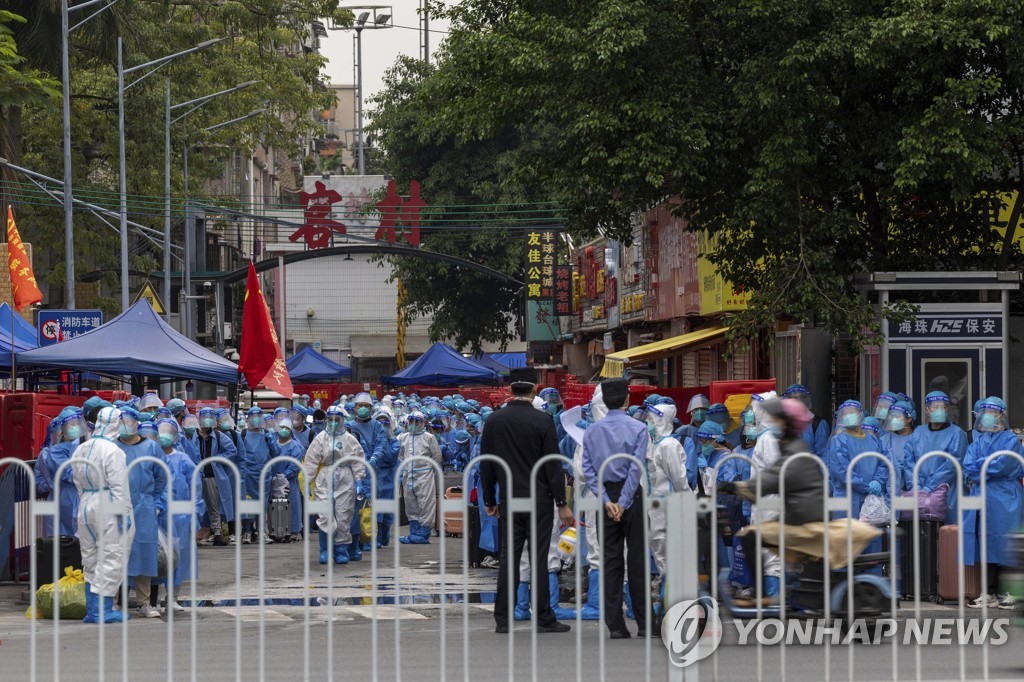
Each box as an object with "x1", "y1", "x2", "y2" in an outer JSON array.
[
  {"x1": 180, "y1": 108, "x2": 266, "y2": 340},
  {"x1": 117, "y1": 36, "x2": 226, "y2": 313},
  {"x1": 165, "y1": 79, "x2": 257, "y2": 317},
  {"x1": 328, "y1": 8, "x2": 392, "y2": 176}
]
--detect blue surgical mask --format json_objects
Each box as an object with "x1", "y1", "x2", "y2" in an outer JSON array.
[
  {"x1": 700, "y1": 442, "x2": 715, "y2": 456},
  {"x1": 692, "y1": 409, "x2": 707, "y2": 422},
  {"x1": 875, "y1": 407, "x2": 889, "y2": 420},
  {"x1": 768, "y1": 424, "x2": 783, "y2": 438},
  {"x1": 979, "y1": 413, "x2": 999, "y2": 430},
  {"x1": 842, "y1": 413, "x2": 862, "y2": 428},
  {"x1": 248, "y1": 417, "x2": 263, "y2": 429},
  {"x1": 278, "y1": 428, "x2": 292, "y2": 440},
  {"x1": 65, "y1": 426, "x2": 82, "y2": 440},
  {"x1": 158, "y1": 434, "x2": 175, "y2": 448},
  {"x1": 888, "y1": 417, "x2": 906, "y2": 432},
  {"x1": 356, "y1": 407, "x2": 372, "y2": 422},
  {"x1": 118, "y1": 424, "x2": 132, "y2": 439},
  {"x1": 743, "y1": 425, "x2": 758, "y2": 439},
  {"x1": 929, "y1": 408, "x2": 947, "y2": 424},
  {"x1": 647, "y1": 422, "x2": 657, "y2": 439},
  {"x1": 201, "y1": 418, "x2": 215, "y2": 429}
]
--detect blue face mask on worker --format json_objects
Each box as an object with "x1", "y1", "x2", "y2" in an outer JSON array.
[
  {"x1": 278, "y1": 428, "x2": 291, "y2": 440},
  {"x1": 248, "y1": 416, "x2": 263, "y2": 429},
  {"x1": 647, "y1": 422, "x2": 657, "y2": 439},
  {"x1": 979, "y1": 413, "x2": 999, "y2": 430},
  {"x1": 355, "y1": 406, "x2": 372, "y2": 422},
  {"x1": 65, "y1": 425, "x2": 82, "y2": 440},
  {"x1": 889, "y1": 417, "x2": 906, "y2": 432},
  {"x1": 929, "y1": 407, "x2": 947, "y2": 424},
  {"x1": 158, "y1": 434, "x2": 175, "y2": 448},
  {"x1": 842, "y1": 413, "x2": 862, "y2": 428},
  {"x1": 692, "y1": 409, "x2": 707, "y2": 422},
  {"x1": 700, "y1": 442, "x2": 716, "y2": 457},
  {"x1": 201, "y1": 417, "x2": 215, "y2": 429},
  {"x1": 743, "y1": 424, "x2": 758, "y2": 439}
]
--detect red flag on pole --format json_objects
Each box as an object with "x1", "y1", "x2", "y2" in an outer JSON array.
[
  {"x1": 238, "y1": 261, "x2": 293, "y2": 397},
  {"x1": 6, "y1": 206, "x2": 43, "y2": 311}
]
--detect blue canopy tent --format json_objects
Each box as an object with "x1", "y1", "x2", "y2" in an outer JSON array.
[
  {"x1": 471, "y1": 353, "x2": 511, "y2": 376},
  {"x1": 489, "y1": 352, "x2": 527, "y2": 369},
  {"x1": 286, "y1": 345, "x2": 352, "y2": 382},
  {"x1": 16, "y1": 300, "x2": 239, "y2": 384},
  {"x1": 382, "y1": 343, "x2": 501, "y2": 387},
  {"x1": 0, "y1": 303, "x2": 38, "y2": 348}
]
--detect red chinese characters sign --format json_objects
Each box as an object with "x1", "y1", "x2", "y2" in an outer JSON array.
[{"x1": 290, "y1": 179, "x2": 427, "y2": 249}]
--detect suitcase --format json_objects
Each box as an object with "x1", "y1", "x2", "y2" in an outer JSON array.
[
  {"x1": 444, "y1": 486, "x2": 463, "y2": 536},
  {"x1": 35, "y1": 536, "x2": 82, "y2": 589},
  {"x1": 937, "y1": 524, "x2": 982, "y2": 602},
  {"x1": 900, "y1": 520, "x2": 940, "y2": 600},
  {"x1": 269, "y1": 498, "x2": 290, "y2": 541},
  {"x1": 465, "y1": 504, "x2": 490, "y2": 567}
]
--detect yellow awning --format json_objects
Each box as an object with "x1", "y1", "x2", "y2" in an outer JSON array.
[{"x1": 600, "y1": 327, "x2": 728, "y2": 377}]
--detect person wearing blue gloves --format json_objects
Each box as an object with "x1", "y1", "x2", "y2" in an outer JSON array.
[
  {"x1": 155, "y1": 418, "x2": 204, "y2": 611},
  {"x1": 781, "y1": 384, "x2": 830, "y2": 456},
  {"x1": 272, "y1": 418, "x2": 305, "y2": 542},
  {"x1": 826, "y1": 401, "x2": 889, "y2": 531},
  {"x1": 880, "y1": 401, "x2": 915, "y2": 492},
  {"x1": 303, "y1": 406, "x2": 366, "y2": 564},
  {"x1": 962, "y1": 397, "x2": 1023, "y2": 610},
  {"x1": 347, "y1": 393, "x2": 388, "y2": 557},
  {"x1": 72, "y1": 407, "x2": 134, "y2": 623},
  {"x1": 240, "y1": 406, "x2": 280, "y2": 545},
  {"x1": 903, "y1": 391, "x2": 968, "y2": 523},
  {"x1": 370, "y1": 410, "x2": 401, "y2": 547},
  {"x1": 398, "y1": 411, "x2": 443, "y2": 544},
  {"x1": 39, "y1": 408, "x2": 85, "y2": 536},
  {"x1": 116, "y1": 406, "x2": 168, "y2": 618}
]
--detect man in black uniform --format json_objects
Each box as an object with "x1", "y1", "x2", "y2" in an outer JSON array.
[{"x1": 481, "y1": 368, "x2": 574, "y2": 634}]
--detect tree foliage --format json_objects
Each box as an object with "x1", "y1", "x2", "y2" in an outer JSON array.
[
  {"x1": 0, "y1": 0, "x2": 349, "y2": 313},
  {"x1": 371, "y1": 0, "x2": 1024, "y2": 348}
]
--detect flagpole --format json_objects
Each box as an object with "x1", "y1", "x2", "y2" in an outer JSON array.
[{"x1": 10, "y1": 302, "x2": 16, "y2": 394}]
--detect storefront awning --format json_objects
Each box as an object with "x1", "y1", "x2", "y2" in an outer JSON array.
[{"x1": 600, "y1": 327, "x2": 728, "y2": 378}]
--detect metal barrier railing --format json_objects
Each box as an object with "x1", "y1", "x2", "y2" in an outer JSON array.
[{"x1": 2, "y1": 444, "x2": 1020, "y2": 681}]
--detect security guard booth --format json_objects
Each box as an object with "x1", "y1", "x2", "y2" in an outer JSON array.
[{"x1": 858, "y1": 272, "x2": 1020, "y2": 432}]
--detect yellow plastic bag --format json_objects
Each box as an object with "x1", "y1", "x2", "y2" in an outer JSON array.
[
  {"x1": 27, "y1": 566, "x2": 86, "y2": 620},
  {"x1": 359, "y1": 499, "x2": 374, "y2": 543}
]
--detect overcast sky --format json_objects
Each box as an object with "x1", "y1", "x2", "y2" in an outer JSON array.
[{"x1": 319, "y1": 4, "x2": 451, "y2": 111}]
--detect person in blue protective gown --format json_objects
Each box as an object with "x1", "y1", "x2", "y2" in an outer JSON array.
[
  {"x1": 539, "y1": 388, "x2": 567, "y2": 443},
  {"x1": 674, "y1": 394, "x2": 710, "y2": 441},
  {"x1": 240, "y1": 406, "x2": 280, "y2": 544},
  {"x1": 39, "y1": 408, "x2": 85, "y2": 536},
  {"x1": 717, "y1": 413, "x2": 757, "y2": 597},
  {"x1": 370, "y1": 409, "x2": 401, "y2": 547},
  {"x1": 33, "y1": 419, "x2": 62, "y2": 536},
  {"x1": 861, "y1": 416, "x2": 883, "y2": 438},
  {"x1": 447, "y1": 430, "x2": 473, "y2": 472},
  {"x1": 881, "y1": 401, "x2": 916, "y2": 492},
  {"x1": 962, "y1": 397, "x2": 1023, "y2": 610},
  {"x1": 192, "y1": 407, "x2": 238, "y2": 545},
  {"x1": 826, "y1": 400, "x2": 889, "y2": 530},
  {"x1": 873, "y1": 392, "x2": 899, "y2": 422},
  {"x1": 116, "y1": 407, "x2": 167, "y2": 618},
  {"x1": 289, "y1": 405, "x2": 312, "y2": 451},
  {"x1": 706, "y1": 403, "x2": 740, "y2": 448},
  {"x1": 781, "y1": 384, "x2": 831, "y2": 456},
  {"x1": 154, "y1": 418, "x2": 205, "y2": 611},
  {"x1": 272, "y1": 418, "x2": 304, "y2": 541},
  {"x1": 903, "y1": 391, "x2": 968, "y2": 524},
  {"x1": 347, "y1": 393, "x2": 388, "y2": 556}
]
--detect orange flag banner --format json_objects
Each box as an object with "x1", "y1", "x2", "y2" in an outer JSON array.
[
  {"x1": 238, "y1": 261, "x2": 293, "y2": 397},
  {"x1": 6, "y1": 206, "x2": 43, "y2": 311}
]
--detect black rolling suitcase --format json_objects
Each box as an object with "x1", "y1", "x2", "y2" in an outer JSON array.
[
  {"x1": 900, "y1": 520, "x2": 940, "y2": 601},
  {"x1": 465, "y1": 504, "x2": 489, "y2": 567},
  {"x1": 35, "y1": 536, "x2": 82, "y2": 588}
]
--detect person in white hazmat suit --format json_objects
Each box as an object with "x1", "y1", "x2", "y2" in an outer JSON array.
[
  {"x1": 303, "y1": 406, "x2": 366, "y2": 565},
  {"x1": 645, "y1": 402, "x2": 692, "y2": 582},
  {"x1": 73, "y1": 406, "x2": 135, "y2": 623},
  {"x1": 747, "y1": 391, "x2": 783, "y2": 596},
  {"x1": 398, "y1": 411, "x2": 443, "y2": 544}
]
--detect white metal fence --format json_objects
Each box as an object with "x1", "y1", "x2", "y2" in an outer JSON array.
[{"x1": 2, "y1": 448, "x2": 1022, "y2": 681}]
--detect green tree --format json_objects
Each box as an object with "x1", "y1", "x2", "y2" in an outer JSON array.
[{"x1": 371, "y1": 0, "x2": 1024, "y2": 348}]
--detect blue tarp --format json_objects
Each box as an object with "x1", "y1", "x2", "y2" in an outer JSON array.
[
  {"x1": 0, "y1": 303, "x2": 38, "y2": 349},
  {"x1": 382, "y1": 343, "x2": 501, "y2": 387},
  {"x1": 471, "y1": 353, "x2": 510, "y2": 376},
  {"x1": 286, "y1": 345, "x2": 352, "y2": 382},
  {"x1": 489, "y1": 352, "x2": 527, "y2": 369},
  {"x1": 16, "y1": 300, "x2": 240, "y2": 384}
]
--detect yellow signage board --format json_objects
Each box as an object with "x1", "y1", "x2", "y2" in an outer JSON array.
[
  {"x1": 134, "y1": 280, "x2": 167, "y2": 315},
  {"x1": 696, "y1": 230, "x2": 752, "y2": 315}
]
